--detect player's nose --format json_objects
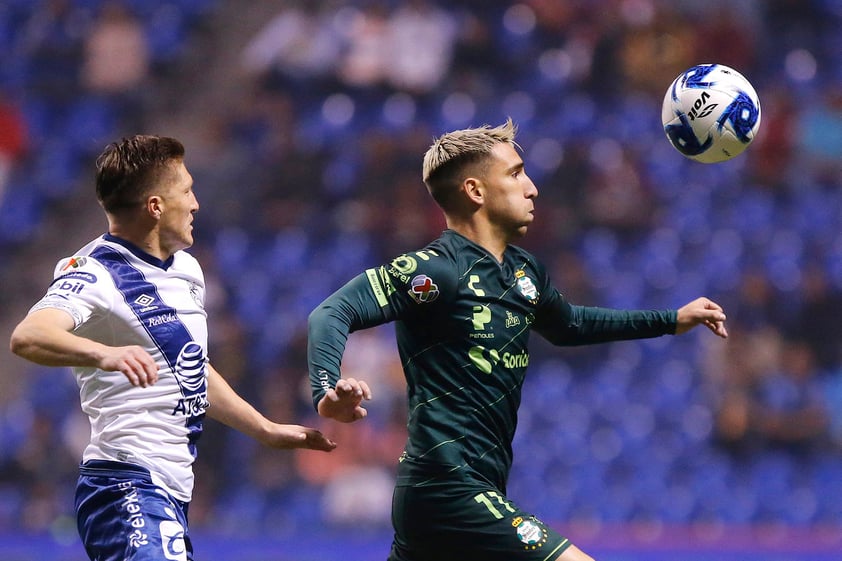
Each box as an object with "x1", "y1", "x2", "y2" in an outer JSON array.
[{"x1": 526, "y1": 176, "x2": 538, "y2": 199}]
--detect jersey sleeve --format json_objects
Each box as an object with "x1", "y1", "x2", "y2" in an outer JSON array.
[
  {"x1": 531, "y1": 262, "x2": 677, "y2": 346},
  {"x1": 308, "y1": 249, "x2": 457, "y2": 409},
  {"x1": 28, "y1": 256, "x2": 113, "y2": 329}
]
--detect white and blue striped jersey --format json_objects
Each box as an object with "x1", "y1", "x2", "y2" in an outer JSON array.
[{"x1": 29, "y1": 233, "x2": 209, "y2": 502}]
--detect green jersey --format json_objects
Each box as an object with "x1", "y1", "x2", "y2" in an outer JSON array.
[{"x1": 309, "y1": 229, "x2": 677, "y2": 492}]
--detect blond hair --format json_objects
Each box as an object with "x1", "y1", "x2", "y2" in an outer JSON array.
[{"x1": 422, "y1": 118, "x2": 518, "y2": 209}]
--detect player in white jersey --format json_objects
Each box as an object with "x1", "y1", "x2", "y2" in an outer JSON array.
[{"x1": 10, "y1": 135, "x2": 336, "y2": 561}]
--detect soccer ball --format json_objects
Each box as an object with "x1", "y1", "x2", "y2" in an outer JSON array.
[{"x1": 661, "y1": 64, "x2": 761, "y2": 163}]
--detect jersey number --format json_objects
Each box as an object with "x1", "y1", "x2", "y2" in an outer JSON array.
[{"x1": 474, "y1": 491, "x2": 516, "y2": 520}]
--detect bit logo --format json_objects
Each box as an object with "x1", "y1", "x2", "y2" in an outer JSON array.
[
  {"x1": 56, "y1": 280, "x2": 86, "y2": 294},
  {"x1": 51, "y1": 272, "x2": 97, "y2": 295}
]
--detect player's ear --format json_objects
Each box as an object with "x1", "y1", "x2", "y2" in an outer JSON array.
[
  {"x1": 146, "y1": 196, "x2": 163, "y2": 220},
  {"x1": 463, "y1": 177, "x2": 484, "y2": 206}
]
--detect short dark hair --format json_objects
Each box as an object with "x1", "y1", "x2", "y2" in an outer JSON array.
[{"x1": 95, "y1": 135, "x2": 185, "y2": 214}]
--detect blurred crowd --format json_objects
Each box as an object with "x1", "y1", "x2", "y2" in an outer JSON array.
[{"x1": 1, "y1": 0, "x2": 841, "y2": 541}]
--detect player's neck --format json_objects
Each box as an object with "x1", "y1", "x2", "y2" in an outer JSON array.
[
  {"x1": 447, "y1": 219, "x2": 507, "y2": 263},
  {"x1": 107, "y1": 217, "x2": 169, "y2": 262}
]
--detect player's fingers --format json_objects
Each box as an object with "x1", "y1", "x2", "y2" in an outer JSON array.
[
  {"x1": 335, "y1": 379, "x2": 356, "y2": 395},
  {"x1": 303, "y1": 428, "x2": 337, "y2": 451},
  {"x1": 123, "y1": 368, "x2": 142, "y2": 387},
  {"x1": 140, "y1": 361, "x2": 158, "y2": 385},
  {"x1": 133, "y1": 360, "x2": 158, "y2": 387},
  {"x1": 358, "y1": 380, "x2": 372, "y2": 400},
  {"x1": 706, "y1": 309, "x2": 726, "y2": 322},
  {"x1": 354, "y1": 406, "x2": 368, "y2": 420},
  {"x1": 123, "y1": 349, "x2": 158, "y2": 387},
  {"x1": 123, "y1": 360, "x2": 150, "y2": 387},
  {"x1": 706, "y1": 319, "x2": 728, "y2": 338},
  {"x1": 340, "y1": 378, "x2": 365, "y2": 397}
]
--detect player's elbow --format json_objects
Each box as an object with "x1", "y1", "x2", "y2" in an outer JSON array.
[
  {"x1": 9, "y1": 323, "x2": 36, "y2": 359},
  {"x1": 307, "y1": 305, "x2": 323, "y2": 326},
  {"x1": 307, "y1": 303, "x2": 333, "y2": 335}
]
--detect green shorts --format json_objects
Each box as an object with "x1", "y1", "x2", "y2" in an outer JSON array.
[{"x1": 388, "y1": 483, "x2": 572, "y2": 561}]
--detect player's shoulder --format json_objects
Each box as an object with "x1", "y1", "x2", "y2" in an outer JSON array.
[
  {"x1": 43, "y1": 239, "x2": 115, "y2": 302},
  {"x1": 52, "y1": 237, "x2": 112, "y2": 278},
  {"x1": 172, "y1": 249, "x2": 202, "y2": 272},
  {"x1": 389, "y1": 233, "x2": 459, "y2": 271},
  {"x1": 377, "y1": 234, "x2": 460, "y2": 302}
]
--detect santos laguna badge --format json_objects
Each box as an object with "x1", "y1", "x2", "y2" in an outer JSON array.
[
  {"x1": 514, "y1": 270, "x2": 539, "y2": 304},
  {"x1": 512, "y1": 516, "x2": 549, "y2": 550}
]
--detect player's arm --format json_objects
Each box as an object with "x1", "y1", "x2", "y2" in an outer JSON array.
[
  {"x1": 205, "y1": 364, "x2": 336, "y2": 452},
  {"x1": 308, "y1": 271, "x2": 396, "y2": 423},
  {"x1": 534, "y1": 292, "x2": 727, "y2": 345},
  {"x1": 534, "y1": 299, "x2": 676, "y2": 346},
  {"x1": 9, "y1": 307, "x2": 159, "y2": 387}
]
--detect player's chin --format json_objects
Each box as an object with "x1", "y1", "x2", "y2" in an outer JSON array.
[{"x1": 512, "y1": 224, "x2": 530, "y2": 238}]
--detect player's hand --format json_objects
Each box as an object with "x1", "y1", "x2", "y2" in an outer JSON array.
[
  {"x1": 263, "y1": 424, "x2": 337, "y2": 452},
  {"x1": 99, "y1": 346, "x2": 159, "y2": 387},
  {"x1": 675, "y1": 297, "x2": 728, "y2": 338},
  {"x1": 317, "y1": 377, "x2": 372, "y2": 423}
]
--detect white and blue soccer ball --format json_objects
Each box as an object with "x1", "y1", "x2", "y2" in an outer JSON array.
[{"x1": 661, "y1": 64, "x2": 761, "y2": 163}]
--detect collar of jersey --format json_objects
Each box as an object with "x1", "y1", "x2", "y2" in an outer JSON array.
[
  {"x1": 443, "y1": 229, "x2": 507, "y2": 266},
  {"x1": 103, "y1": 233, "x2": 175, "y2": 270}
]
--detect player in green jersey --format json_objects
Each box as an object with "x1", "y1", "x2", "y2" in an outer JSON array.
[{"x1": 308, "y1": 119, "x2": 728, "y2": 561}]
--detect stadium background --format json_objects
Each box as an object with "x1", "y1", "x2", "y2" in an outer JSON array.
[{"x1": 0, "y1": 0, "x2": 840, "y2": 560}]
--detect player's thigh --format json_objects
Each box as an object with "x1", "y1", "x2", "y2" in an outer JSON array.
[
  {"x1": 75, "y1": 462, "x2": 193, "y2": 561},
  {"x1": 390, "y1": 484, "x2": 575, "y2": 561}
]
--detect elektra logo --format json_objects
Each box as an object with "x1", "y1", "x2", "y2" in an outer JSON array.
[{"x1": 117, "y1": 481, "x2": 149, "y2": 549}]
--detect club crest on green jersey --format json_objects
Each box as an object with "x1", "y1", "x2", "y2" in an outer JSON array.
[
  {"x1": 514, "y1": 269, "x2": 539, "y2": 304},
  {"x1": 512, "y1": 516, "x2": 549, "y2": 550}
]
